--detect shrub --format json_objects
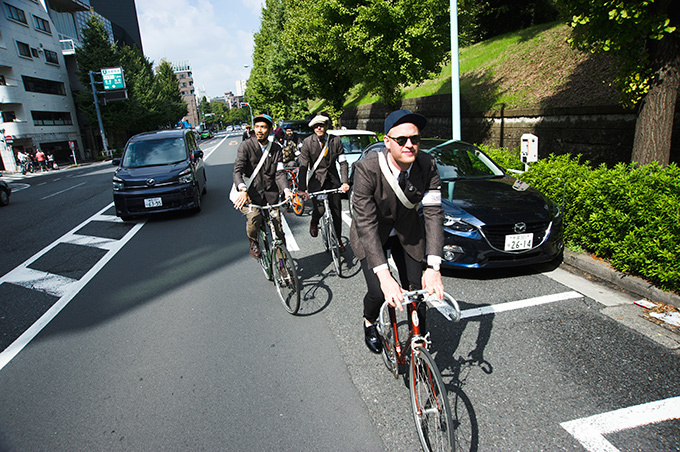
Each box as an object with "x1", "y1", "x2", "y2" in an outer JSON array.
[{"x1": 512, "y1": 154, "x2": 680, "y2": 293}]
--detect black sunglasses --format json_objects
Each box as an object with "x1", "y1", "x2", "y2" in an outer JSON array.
[{"x1": 387, "y1": 135, "x2": 420, "y2": 146}]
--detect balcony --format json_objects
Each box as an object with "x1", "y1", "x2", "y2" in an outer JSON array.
[
  {"x1": 0, "y1": 84, "x2": 23, "y2": 106},
  {"x1": 60, "y1": 39, "x2": 76, "y2": 56}
]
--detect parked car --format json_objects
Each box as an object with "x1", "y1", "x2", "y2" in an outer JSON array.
[
  {"x1": 328, "y1": 128, "x2": 379, "y2": 175},
  {"x1": 112, "y1": 129, "x2": 207, "y2": 221},
  {"x1": 0, "y1": 176, "x2": 11, "y2": 206},
  {"x1": 350, "y1": 140, "x2": 564, "y2": 269}
]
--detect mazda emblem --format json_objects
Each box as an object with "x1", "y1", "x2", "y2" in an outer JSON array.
[{"x1": 514, "y1": 222, "x2": 527, "y2": 233}]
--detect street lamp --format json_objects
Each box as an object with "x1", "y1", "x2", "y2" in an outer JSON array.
[{"x1": 241, "y1": 102, "x2": 253, "y2": 127}]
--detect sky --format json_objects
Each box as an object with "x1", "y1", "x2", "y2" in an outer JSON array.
[{"x1": 134, "y1": 0, "x2": 266, "y2": 99}]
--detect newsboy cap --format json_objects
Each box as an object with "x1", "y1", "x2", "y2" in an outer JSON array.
[
  {"x1": 384, "y1": 109, "x2": 427, "y2": 135},
  {"x1": 308, "y1": 114, "x2": 330, "y2": 128}
]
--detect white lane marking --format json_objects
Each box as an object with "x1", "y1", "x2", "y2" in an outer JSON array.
[
  {"x1": 41, "y1": 181, "x2": 86, "y2": 200},
  {"x1": 281, "y1": 215, "x2": 299, "y2": 251},
  {"x1": 0, "y1": 202, "x2": 146, "y2": 371},
  {"x1": 459, "y1": 291, "x2": 583, "y2": 319},
  {"x1": 561, "y1": 396, "x2": 680, "y2": 452}
]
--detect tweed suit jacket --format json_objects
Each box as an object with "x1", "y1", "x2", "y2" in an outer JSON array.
[
  {"x1": 297, "y1": 134, "x2": 348, "y2": 192},
  {"x1": 349, "y1": 148, "x2": 444, "y2": 270},
  {"x1": 233, "y1": 137, "x2": 287, "y2": 205}
]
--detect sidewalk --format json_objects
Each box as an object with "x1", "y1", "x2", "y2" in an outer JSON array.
[{"x1": 562, "y1": 249, "x2": 680, "y2": 310}]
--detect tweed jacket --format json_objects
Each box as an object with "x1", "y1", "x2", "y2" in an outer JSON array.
[
  {"x1": 349, "y1": 148, "x2": 444, "y2": 270},
  {"x1": 233, "y1": 137, "x2": 287, "y2": 205},
  {"x1": 297, "y1": 133, "x2": 348, "y2": 192}
]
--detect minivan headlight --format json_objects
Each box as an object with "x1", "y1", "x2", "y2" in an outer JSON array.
[
  {"x1": 112, "y1": 176, "x2": 124, "y2": 191},
  {"x1": 179, "y1": 167, "x2": 194, "y2": 184}
]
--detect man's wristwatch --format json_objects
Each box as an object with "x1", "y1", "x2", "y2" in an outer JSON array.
[
  {"x1": 240, "y1": 187, "x2": 247, "y2": 192},
  {"x1": 426, "y1": 263, "x2": 440, "y2": 272}
]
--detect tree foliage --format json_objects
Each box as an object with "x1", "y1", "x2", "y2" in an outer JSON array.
[
  {"x1": 75, "y1": 16, "x2": 187, "y2": 150},
  {"x1": 559, "y1": 0, "x2": 679, "y2": 165}
]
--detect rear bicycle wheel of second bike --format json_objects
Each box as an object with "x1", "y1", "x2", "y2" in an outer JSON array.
[
  {"x1": 272, "y1": 245, "x2": 300, "y2": 314},
  {"x1": 410, "y1": 345, "x2": 455, "y2": 452}
]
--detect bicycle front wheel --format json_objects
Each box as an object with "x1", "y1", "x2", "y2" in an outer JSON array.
[
  {"x1": 327, "y1": 222, "x2": 342, "y2": 276},
  {"x1": 258, "y1": 229, "x2": 273, "y2": 281},
  {"x1": 272, "y1": 245, "x2": 300, "y2": 314},
  {"x1": 410, "y1": 345, "x2": 454, "y2": 452}
]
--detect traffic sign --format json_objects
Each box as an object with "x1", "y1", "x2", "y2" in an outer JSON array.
[
  {"x1": 5, "y1": 135, "x2": 13, "y2": 144},
  {"x1": 101, "y1": 67, "x2": 125, "y2": 90}
]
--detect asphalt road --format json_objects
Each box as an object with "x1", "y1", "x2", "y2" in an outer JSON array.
[{"x1": 0, "y1": 131, "x2": 678, "y2": 451}]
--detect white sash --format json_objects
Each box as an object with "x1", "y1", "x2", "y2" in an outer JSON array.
[
  {"x1": 230, "y1": 140, "x2": 273, "y2": 202},
  {"x1": 306, "y1": 139, "x2": 329, "y2": 185},
  {"x1": 377, "y1": 150, "x2": 417, "y2": 210}
]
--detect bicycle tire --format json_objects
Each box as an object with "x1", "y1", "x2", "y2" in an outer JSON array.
[
  {"x1": 320, "y1": 218, "x2": 330, "y2": 251},
  {"x1": 410, "y1": 345, "x2": 455, "y2": 452},
  {"x1": 328, "y1": 222, "x2": 341, "y2": 276},
  {"x1": 258, "y1": 229, "x2": 273, "y2": 281},
  {"x1": 379, "y1": 322, "x2": 398, "y2": 378},
  {"x1": 272, "y1": 245, "x2": 300, "y2": 314},
  {"x1": 292, "y1": 194, "x2": 304, "y2": 216}
]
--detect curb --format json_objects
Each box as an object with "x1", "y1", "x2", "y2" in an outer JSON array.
[{"x1": 562, "y1": 249, "x2": 680, "y2": 310}]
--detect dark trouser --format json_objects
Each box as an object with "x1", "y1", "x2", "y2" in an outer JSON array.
[
  {"x1": 361, "y1": 236, "x2": 425, "y2": 329},
  {"x1": 311, "y1": 192, "x2": 342, "y2": 241}
]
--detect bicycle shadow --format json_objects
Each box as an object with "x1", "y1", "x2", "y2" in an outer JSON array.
[
  {"x1": 429, "y1": 299, "x2": 495, "y2": 452},
  {"x1": 292, "y1": 250, "x2": 343, "y2": 316}
]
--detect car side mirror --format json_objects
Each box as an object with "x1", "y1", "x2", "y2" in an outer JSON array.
[
  {"x1": 194, "y1": 150, "x2": 204, "y2": 160},
  {"x1": 112, "y1": 158, "x2": 121, "y2": 166}
]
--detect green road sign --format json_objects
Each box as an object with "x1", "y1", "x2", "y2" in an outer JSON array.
[{"x1": 101, "y1": 67, "x2": 125, "y2": 90}]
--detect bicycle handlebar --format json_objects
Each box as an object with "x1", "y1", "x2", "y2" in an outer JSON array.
[
  {"x1": 246, "y1": 199, "x2": 291, "y2": 210},
  {"x1": 308, "y1": 188, "x2": 345, "y2": 197},
  {"x1": 378, "y1": 290, "x2": 461, "y2": 325}
]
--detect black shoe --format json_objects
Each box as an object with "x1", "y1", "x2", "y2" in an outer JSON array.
[
  {"x1": 249, "y1": 239, "x2": 261, "y2": 259},
  {"x1": 364, "y1": 322, "x2": 382, "y2": 354}
]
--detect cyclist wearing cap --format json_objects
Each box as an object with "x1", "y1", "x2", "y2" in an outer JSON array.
[
  {"x1": 349, "y1": 109, "x2": 444, "y2": 354},
  {"x1": 297, "y1": 113, "x2": 349, "y2": 252},
  {"x1": 232, "y1": 114, "x2": 293, "y2": 259}
]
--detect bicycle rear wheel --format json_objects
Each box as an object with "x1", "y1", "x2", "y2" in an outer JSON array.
[
  {"x1": 272, "y1": 245, "x2": 300, "y2": 314},
  {"x1": 258, "y1": 229, "x2": 273, "y2": 281},
  {"x1": 410, "y1": 345, "x2": 454, "y2": 452}
]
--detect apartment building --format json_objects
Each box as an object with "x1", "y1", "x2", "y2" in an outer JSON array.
[{"x1": 172, "y1": 60, "x2": 199, "y2": 128}]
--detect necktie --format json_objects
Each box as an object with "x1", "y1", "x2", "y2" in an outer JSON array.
[{"x1": 398, "y1": 171, "x2": 408, "y2": 191}]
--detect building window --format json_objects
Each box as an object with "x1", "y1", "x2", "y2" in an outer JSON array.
[
  {"x1": 33, "y1": 15, "x2": 51, "y2": 33},
  {"x1": 4, "y1": 2, "x2": 27, "y2": 24},
  {"x1": 0, "y1": 75, "x2": 6, "y2": 85},
  {"x1": 179, "y1": 74, "x2": 185, "y2": 78},
  {"x1": 44, "y1": 49, "x2": 59, "y2": 65},
  {"x1": 2, "y1": 111, "x2": 17, "y2": 122},
  {"x1": 16, "y1": 40, "x2": 31, "y2": 58},
  {"x1": 31, "y1": 111, "x2": 73, "y2": 126},
  {"x1": 22, "y1": 76, "x2": 66, "y2": 95}
]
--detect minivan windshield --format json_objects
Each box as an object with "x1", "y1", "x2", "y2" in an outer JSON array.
[{"x1": 122, "y1": 138, "x2": 187, "y2": 168}]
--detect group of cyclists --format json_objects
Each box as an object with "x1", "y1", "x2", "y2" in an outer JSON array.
[
  {"x1": 16, "y1": 149, "x2": 57, "y2": 174},
  {"x1": 231, "y1": 109, "x2": 444, "y2": 355}
]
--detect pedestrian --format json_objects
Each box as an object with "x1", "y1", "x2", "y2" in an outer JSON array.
[
  {"x1": 47, "y1": 153, "x2": 56, "y2": 170},
  {"x1": 242, "y1": 124, "x2": 252, "y2": 141},
  {"x1": 232, "y1": 114, "x2": 293, "y2": 259},
  {"x1": 35, "y1": 148, "x2": 46, "y2": 172},
  {"x1": 349, "y1": 109, "x2": 444, "y2": 354},
  {"x1": 297, "y1": 113, "x2": 349, "y2": 251}
]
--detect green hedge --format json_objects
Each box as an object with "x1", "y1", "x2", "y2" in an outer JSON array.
[{"x1": 482, "y1": 146, "x2": 680, "y2": 293}]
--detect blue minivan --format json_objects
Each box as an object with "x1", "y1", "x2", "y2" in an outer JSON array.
[{"x1": 112, "y1": 129, "x2": 207, "y2": 221}]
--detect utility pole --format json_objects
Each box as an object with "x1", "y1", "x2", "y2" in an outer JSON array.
[{"x1": 89, "y1": 70, "x2": 110, "y2": 156}]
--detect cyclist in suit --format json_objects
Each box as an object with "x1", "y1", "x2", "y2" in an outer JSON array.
[
  {"x1": 297, "y1": 114, "x2": 349, "y2": 252},
  {"x1": 232, "y1": 114, "x2": 292, "y2": 259},
  {"x1": 349, "y1": 109, "x2": 445, "y2": 354}
]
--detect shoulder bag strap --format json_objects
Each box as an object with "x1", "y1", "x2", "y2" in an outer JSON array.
[
  {"x1": 377, "y1": 150, "x2": 417, "y2": 210},
  {"x1": 245, "y1": 140, "x2": 273, "y2": 190},
  {"x1": 306, "y1": 140, "x2": 329, "y2": 185}
]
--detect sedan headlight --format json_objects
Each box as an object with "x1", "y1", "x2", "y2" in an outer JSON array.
[
  {"x1": 112, "y1": 176, "x2": 124, "y2": 191},
  {"x1": 443, "y1": 214, "x2": 475, "y2": 232},
  {"x1": 179, "y1": 168, "x2": 194, "y2": 184}
]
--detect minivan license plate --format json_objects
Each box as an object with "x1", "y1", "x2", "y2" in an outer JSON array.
[
  {"x1": 144, "y1": 197, "x2": 162, "y2": 208},
  {"x1": 504, "y1": 233, "x2": 533, "y2": 251}
]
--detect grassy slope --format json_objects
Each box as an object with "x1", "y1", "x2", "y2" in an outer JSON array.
[{"x1": 345, "y1": 22, "x2": 621, "y2": 112}]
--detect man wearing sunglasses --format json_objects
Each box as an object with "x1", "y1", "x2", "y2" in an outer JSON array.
[
  {"x1": 297, "y1": 113, "x2": 350, "y2": 252},
  {"x1": 349, "y1": 109, "x2": 444, "y2": 354}
]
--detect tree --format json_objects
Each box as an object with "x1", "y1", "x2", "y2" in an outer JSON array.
[{"x1": 560, "y1": 0, "x2": 679, "y2": 166}]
